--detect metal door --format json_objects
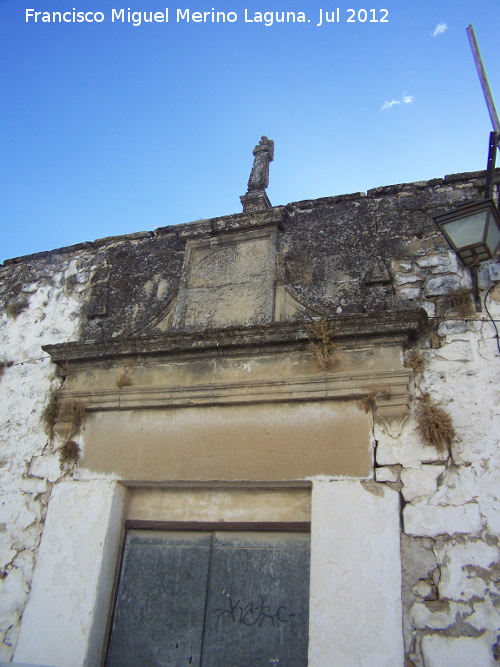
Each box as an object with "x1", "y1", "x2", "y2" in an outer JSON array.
[{"x1": 106, "y1": 530, "x2": 310, "y2": 666}]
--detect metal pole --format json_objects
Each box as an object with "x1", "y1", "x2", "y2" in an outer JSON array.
[
  {"x1": 467, "y1": 25, "x2": 500, "y2": 136},
  {"x1": 485, "y1": 130, "x2": 498, "y2": 199}
]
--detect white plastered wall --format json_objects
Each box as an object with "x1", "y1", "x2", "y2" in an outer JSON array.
[
  {"x1": 13, "y1": 480, "x2": 126, "y2": 667},
  {"x1": 308, "y1": 479, "x2": 404, "y2": 667}
]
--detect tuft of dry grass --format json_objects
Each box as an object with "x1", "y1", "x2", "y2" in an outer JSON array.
[
  {"x1": 307, "y1": 319, "x2": 339, "y2": 372},
  {"x1": 6, "y1": 301, "x2": 29, "y2": 319},
  {"x1": 443, "y1": 287, "x2": 475, "y2": 318},
  {"x1": 59, "y1": 440, "x2": 81, "y2": 465},
  {"x1": 58, "y1": 400, "x2": 87, "y2": 425},
  {"x1": 416, "y1": 392, "x2": 455, "y2": 452},
  {"x1": 404, "y1": 349, "x2": 426, "y2": 374},
  {"x1": 359, "y1": 387, "x2": 391, "y2": 413},
  {"x1": 41, "y1": 393, "x2": 60, "y2": 441},
  {"x1": 116, "y1": 365, "x2": 133, "y2": 388},
  {"x1": 41, "y1": 395, "x2": 86, "y2": 442}
]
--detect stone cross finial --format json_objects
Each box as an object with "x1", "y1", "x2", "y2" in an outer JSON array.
[
  {"x1": 248, "y1": 136, "x2": 274, "y2": 191},
  {"x1": 241, "y1": 136, "x2": 274, "y2": 212}
]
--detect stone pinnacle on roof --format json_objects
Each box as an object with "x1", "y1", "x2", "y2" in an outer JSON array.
[{"x1": 240, "y1": 136, "x2": 274, "y2": 213}]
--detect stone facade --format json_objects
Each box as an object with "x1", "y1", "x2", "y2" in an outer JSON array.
[{"x1": 1, "y1": 165, "x2": 500, "y2": 666}]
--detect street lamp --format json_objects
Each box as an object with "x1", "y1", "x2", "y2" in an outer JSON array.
[
  {"x1": 434, "y1": 198, "x2": 500, "y2": 311},
  {"x1": 433, "y1": 26, "x2": 500, "y2": 311},
  {"x1": 435, "y1": 197, "x2": 500, "y2": 266},
  {"x1": 433, "y1": 131, "x2": 500, "y2": 311}
]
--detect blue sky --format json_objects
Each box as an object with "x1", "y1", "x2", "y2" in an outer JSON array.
[{"x1": 1, "y1": 0, "x2": 499, "y2": 262}]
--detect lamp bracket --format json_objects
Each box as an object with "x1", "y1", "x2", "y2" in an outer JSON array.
[
  {"x1": 470, "y1": 258, "x2": 482, "y2": 312},
  {"x1": 485, "y1": 130, "x2": 499, "y2": 200}
]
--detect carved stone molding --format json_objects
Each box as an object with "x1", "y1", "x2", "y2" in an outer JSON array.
[
  {"x1": 42, "y1": 311, "x2": 426, "y2": 482},
  {"x1": 43, "y1": 311, "x2": 425, "y2": 452},
  {"x1": 53, "y1": 418, "x2": 81, "y2": 442},
  {"x1": 43, "y1": 309, "x2": 427, "y2": 366},
  {"x1": 57, "y1": 369, "x2": 413, "y2": 414}
]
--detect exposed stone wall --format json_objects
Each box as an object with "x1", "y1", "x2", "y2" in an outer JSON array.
[
  {"x1": 373, "y1": 244, "x2": 500, "y2": 663},
  {"x1": 1, "y1": 169, "x2": 500, "y2": 664},
  {"x1": 281, "y1": 171, "x2": 496, "y2": 319}
]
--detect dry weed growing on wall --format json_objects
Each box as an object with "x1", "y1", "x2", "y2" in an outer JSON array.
[
  {"x1": 41, "y1": 394, "x2": 86, "y2": 442},
  {"x1": 116, "y1": 364, "x2": 133, "y2": 388},
  {"x1": 41, "y1": 393, "x2": 60, "y2": 441},
  {"x1": 443, "y1": 287, "x2": 475, "y2": 318},
  {"x1": 59, "y1": 439, "x2": 81, "y2": 465},
  {"x1": 359, "y1": 387, "x2": 391, "y2": 413},
  {"x1": 307, "y1": 319, "x2": 339, "y2": 371},
  {"x1": 404, "y1": 349, "x2": 426, "y2": 374},
  {"x1": 416, "y1": 392, "x2": 455, "y2": 452},
  {"x1": 59, "y1": 400, "x2": 87, "y2": 425}
]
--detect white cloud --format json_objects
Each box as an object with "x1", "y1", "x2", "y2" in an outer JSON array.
[
  {"x1": 382, "y1": 93, "x2": 414, "y2": 110},
  {"x1": 432, "y1": 23, "x2": 447, "y2": 37},
  {"x1": 381, "y1": 99, "x2": 400, "y2": 111}
]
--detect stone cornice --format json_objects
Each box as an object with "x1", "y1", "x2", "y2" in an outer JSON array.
[{"x1": 43, "y1": 309, "x2": 427, "y2": 366}]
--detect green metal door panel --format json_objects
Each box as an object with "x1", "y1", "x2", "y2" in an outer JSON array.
[
  {"x1": 201, "y1": 532, "x2": 310, "y2": 667},
  {"x1": 106, "y1": 531, "x2": 211, "y2": 667}
]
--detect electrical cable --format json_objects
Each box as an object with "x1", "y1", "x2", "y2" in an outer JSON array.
[{"x1": 484, "y1": 282, "x2": 500, "y2": 355}]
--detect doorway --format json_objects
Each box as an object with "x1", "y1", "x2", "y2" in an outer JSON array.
[{"x1": 106, "y1": 529, "x2": 310, "y2": 666}]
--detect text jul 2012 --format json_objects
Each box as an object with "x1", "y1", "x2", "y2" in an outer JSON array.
[{"x1": 25, "y1": 8, "x2": 390, "y2": 26}]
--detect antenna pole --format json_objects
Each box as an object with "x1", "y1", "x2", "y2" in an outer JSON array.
[{"x1": 467, "y1": 25, "x2": 500, "y2": 136}]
